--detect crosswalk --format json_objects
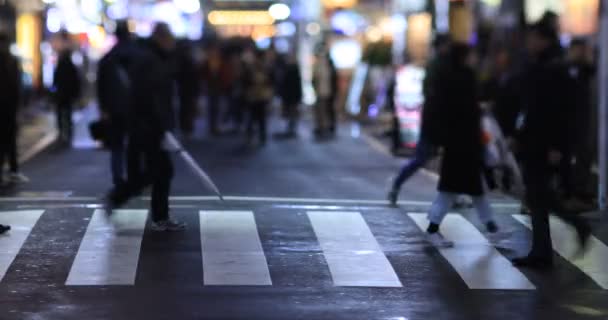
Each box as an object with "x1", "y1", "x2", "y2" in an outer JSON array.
[{"x1": 0, "y1": 208, "x2": 607, "y2": 290}]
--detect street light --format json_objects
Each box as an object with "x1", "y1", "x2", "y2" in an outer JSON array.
[{"x1": 268, "y1": 3, "x2": 290, "y2": 21}]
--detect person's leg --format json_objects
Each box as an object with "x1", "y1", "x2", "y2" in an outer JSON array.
[
  {"x1": 392, "y1": 139, "x2": 432, "y2": 191},
  {"x1": 313, "y1": 100, "x2": 325, "y2": 134},
  {"x1": 55, "y1": 106, "x2": 64, "y2": 139},
  {"x1": 258, "y1": 103, "x2": 267, "y2": 144},
  {"x1": 428, "y1": 192, "x2": 457, "y2": 227},
  {"x1": 208, "y1": 95, "x2": 219, "y2": 135},
  {"x1": 327, "y1": 98, "x2": 336, "y2": 133},
  {"x1": 110, "y1": 134, "x2": 125, "y2": 186},
  {"x1": 512, "y1": 163, "x2": 554, "y2": 267},
  {"x1": 425, "y1": 192, "x2": 456, "y2": 247},
  {"x1": 149, "y1": 150, "x2": 173, "y2": 223},
  {"x1": 7, "y1": 115, "x2": 18, "y2": 174}
]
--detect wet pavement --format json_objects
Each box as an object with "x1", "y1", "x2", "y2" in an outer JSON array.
[{"x1": 0, "y1": 121, "x2": 606, "y2": 320}]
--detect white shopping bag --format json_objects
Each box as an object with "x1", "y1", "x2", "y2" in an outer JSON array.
[{"x1": 482, "y1": 112, "x2": 523, "y2": 188}]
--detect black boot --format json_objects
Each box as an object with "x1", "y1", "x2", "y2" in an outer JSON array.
[
  {"x1": 0, "y1": 224, "x2": 11, "y2": 234},
  {"x1": 511, "y1": 255, "x2": 553, "y2": 269}
]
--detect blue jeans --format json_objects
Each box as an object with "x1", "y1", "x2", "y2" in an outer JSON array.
[
  {"x1": 392, "y1": 138, "x2": 433, "y2": 191},
  {"x1": 428, "y1": 192, "x2": 493, "y2": 225}
]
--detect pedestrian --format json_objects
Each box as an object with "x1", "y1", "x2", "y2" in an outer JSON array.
[
  {"x1": 105, "y1": 23, "x2": 185, "y2": 232},
  {"x1": 0, "y1": 32, "x2": 28, "y2": 186},
  {"x1": 420, "y1": 43, "x2": 507, "y2": 248},
  {"x1": 97, "y1": 21, "x2": 138, "y2": 187},
  {"x1": 312, "y1": 45, "x2": 338, "y2": 137},
  {"x1": 53, "y1": 30, "x2": 81, "y2": 144},
  {"x1": 387, "y1": 34, "x2": 451, "y2": 205},
  {"x1": 561, "y1": 38, "x2": 595, "y2": 204},
  {"x1": 279, "y1": 53, "x2": 303, "y2": 137},
  {"x1": 480, "y1": 47, "x2": 522, "y2": 191},
  {"x1": 510, "y1": 22, "x2": 590, "y2": 268},
  {"x1": 201, "y1": 44, "x2": 232, "y2": 136},
  {"x1": 244, "y1": 50, "x2": 273, "y2": 146}
]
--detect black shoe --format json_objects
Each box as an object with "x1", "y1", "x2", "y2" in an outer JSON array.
[
  {"x1": 0, "y1": 224, "x2": 10, "y2": 234},
  {"x1": 573, "y1": 223, "x2": 592, "y2": 259},
  {"x1": 388, "y1": 190, "x2": 398, "y2": 207},
  {"x1": 511, "y1": 255, "x2": 553, "y2": 269}
]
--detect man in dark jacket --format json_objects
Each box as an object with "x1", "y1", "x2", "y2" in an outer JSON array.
[
  {"x1": 97, "y1": 21, "x2": 137, "y2": 187},
  {"x1": 511, "y1": 23, "x2": 590, "y2": 268},
  {"x1": 53, "y1": 30, "x2": 80, "y2": 144},
  {"x1": 106, "y1": 23, "x2": 185, "y2": 232},
  {"x1": 0, "y1": 32, "x2": 27, "y2": 187}
]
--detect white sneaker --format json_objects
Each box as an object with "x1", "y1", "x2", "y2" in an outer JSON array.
[
  {"x1": 485, "y1": 230, "x2": 515, "y2": 245},
  {"x1": 9, "y1": 173, "x2": 29, "y2": 183},
  {"x1": 150, "y1": 219, "x2": 186, "y2": 232},
  {"x1": 426, "y1": 232, "x2": 454, "y2": 248}
]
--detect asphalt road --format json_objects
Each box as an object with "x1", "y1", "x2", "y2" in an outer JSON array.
[{"x1": 0, "y1": 122, "x2": 606, "y2": 320}]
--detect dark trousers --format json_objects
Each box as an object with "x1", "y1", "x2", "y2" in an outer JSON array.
[
  {"x1": 247, "y1": 102, "x2": 267, "y2": 143},
  {"x1": 108, "y1": 120, "x2": 126, "y2": 186},
  {"x1": 208, "y1": 95, "x2": 221, "y2": 135},
  {"x1": 523, "y1": 158, "x2": 589, "y2": 259},
  {"x1": 56, "y1": 103, "x2": 73, "y2": 141},
  {"x1": 315, "y1": 97, "x2": 336, "y2": 133},
  {"x1": 392, "y1": 137, "x2": 432, "y2": 191},
  {"x1": 111, "y1": 141, "x2": 173, "y2": 222},
  {"x1": 284, "y1": 102, "x2": 299, "y2": 133},
  {"x1": 0, "y1": 116, "x2": 18, "y2": 175}
]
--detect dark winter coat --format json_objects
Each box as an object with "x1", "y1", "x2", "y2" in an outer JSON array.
[
  {"x1": 280, "y1": 62, "x2": 303, "y2": 105},
  {"x1": 0, "y1": 51, "x2": 21, "y2": 119},
  {"x1": 518, "y1": 48, "x2": 571, "y2": 163},
  {"x1": 128, "y1": 41, "x2": 177, "y2": 148},
  {"x1": 53, "y1": 50, "x2": 80, "y2": 106},
  {"x1": 435, "y1": 62, "x2": 484, "y2": 196}
]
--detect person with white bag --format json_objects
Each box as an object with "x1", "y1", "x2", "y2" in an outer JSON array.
[{"x1": 105, "y1": 23, "x2": 185, "y2": 232}]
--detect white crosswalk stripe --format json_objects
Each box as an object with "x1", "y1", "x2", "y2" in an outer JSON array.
[
  {"x1": 0, "y1": 209, "x2": 606, "y2": 290},
  {"x1": 200, "y1": 211, "x2": 272, "y2": 286},
  {"x1": 409, "y1": 213, "x2": 536, "y2": 290},
  {"x1": 513, "y1": 214, "x2": 608, "y2": 289},
  {"x1": 66, "y1": 210, "x2": 147, "y2": 285},
  {"x1": 0, "y1": 210, "x2": 44, "y2": 281},
  {"x1": 308, "y1": 211, "x2": 402, "y2": 287}
]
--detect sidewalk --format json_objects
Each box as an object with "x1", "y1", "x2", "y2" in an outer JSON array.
[{"x1": 16, "y1": 106, "x2": 57, "y2": 165}]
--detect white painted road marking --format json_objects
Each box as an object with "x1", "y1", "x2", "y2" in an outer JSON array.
[
  {"x1": 0, "y1": 195, "x2": 521, "y2": 209},
  {"x1": 200, "y1": 211, "x2": 272, "y2": 286},
  {"x1": 308, "y1": 211, "x2": 402, "y2": 287},
  {"x1": 409, "y1": 213, "x2": 535, "y2": 290},
  {"x1": 0, "y1": 210, "x2": 44, "y2": 281},
  {"x1": 513, "y1": 214, "x2": 608, "y2": 289},
  {"x1": 66, "y1": 210, "x2": 147, "y2": 285}
]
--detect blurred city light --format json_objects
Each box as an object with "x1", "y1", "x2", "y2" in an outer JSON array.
[
  {"x1": 173, "y1": 0, "x2": 201, "y2": 14},
  {"x1": 306, "y1": 22, "x2": 321, "y2": 36},
  {"x1": 208, "y1": 10, "x2": 275, "y2": 25},
  {"x1": 268, "y1": 3, "x2": 291, "y2": 21},
  {"x1": 330, "y1": 39, "x2": 361, "y2": 69}
]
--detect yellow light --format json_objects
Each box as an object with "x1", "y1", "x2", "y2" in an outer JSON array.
[
  {"x1": 321, "y1": 0, "x2": 357, "y2": 9},
  {"x1": 17, "y1": 14, "x2": 41, "y2": 79},
  {"x1": 208, "y1": 10, "x2": 275, "y2": 26}
]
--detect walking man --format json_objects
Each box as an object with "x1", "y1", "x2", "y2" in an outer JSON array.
[
  {"x1": 511, "y1": 23, "x2": 590, "y2": 268},
  {"x1": 106, "y1": 23, "x2": 185, "y2": 232},
  {"x1": 97, "y1": 21, "x2": 137, "y2": 187},
  {"x1": 53, "y1": 31, "x2": 80, "y2": 144}
]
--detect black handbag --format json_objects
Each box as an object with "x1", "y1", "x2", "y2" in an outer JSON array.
[{"x1": 88, "y1": 119, "x2": 110, "y2": 143}]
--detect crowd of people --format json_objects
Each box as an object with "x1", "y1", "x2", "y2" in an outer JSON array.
[{"x1": 388, "y1": 13, "x2": 595, "y2": 268}]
